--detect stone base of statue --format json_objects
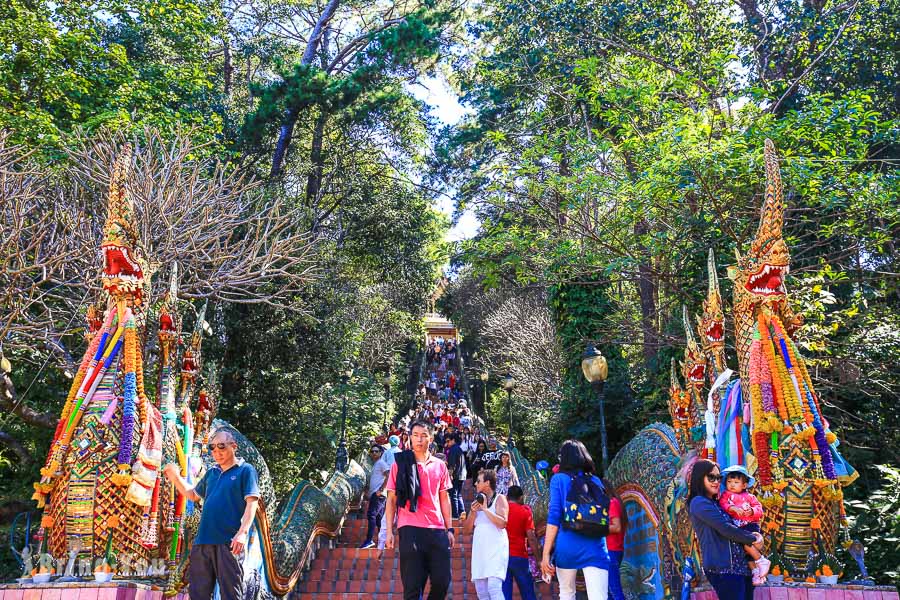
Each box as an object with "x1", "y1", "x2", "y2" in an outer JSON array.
[
  {"x1": 0, "y1": 582, "x2": 187, "y2": 600},
  {"x1": 691, "y1": 583, "x2": 899, "y2": 599}
]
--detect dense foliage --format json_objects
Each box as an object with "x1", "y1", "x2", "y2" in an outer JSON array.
[
  {"x1": 435, "y1": 0, "x2": 898, "y2": 584},
  {"x1": 0, "y1": 0, "x2": 454, "y2": 526}
]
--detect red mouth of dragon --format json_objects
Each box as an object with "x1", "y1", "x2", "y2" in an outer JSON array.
[
  {"x1": 745, "y1": 263, "x2": 787, "y2": 296},
  {"x1": 705, "y1": 321, "x2": 724, "y2": 344},
  {"x1": 182, "y1": 352, "x2": 198, "y2": 375},
  {"x1": 689, "y1": 363, "x2": 706, "y2": 383},
  {"x1": 159, "y1": 312, "x2": 175, "y2": 332},
  {"x1": 102, "y1": 244, "x2": 144, "y2": 294}
]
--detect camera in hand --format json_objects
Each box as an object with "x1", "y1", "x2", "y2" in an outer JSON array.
[{"x1": 474, "y1": 492, "x2": 486, "y2": 506}]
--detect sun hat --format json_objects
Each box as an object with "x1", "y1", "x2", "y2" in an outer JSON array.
[{"x1": 721, "y1": 464, "x2": 755, "y2": 488}]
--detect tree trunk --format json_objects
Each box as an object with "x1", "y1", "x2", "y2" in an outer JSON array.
[
  {"x1": 270, "y1": 0, "x2": 343, "y2": 178},
  {"x1": 270, "y1": 107, "x2": 300, "y2": 179},
  {"x1": 0, "y1": 430, "x2": 33, "y2": 465},
  {"x1": 223, "y1": 36, "x2": 233, "y2": 98},
  {"x1": 305, "y1": 110, "x2": 329, "y2": 209},
  {"x1": 0, "y1": 373, "x2": 57, "y2": 429},
  {"x1": 634, "y1": 218, "x2": 658, "y2": 370},
  {"x1": 621, "y1": 151, "x2": 659, "y2": 371}
]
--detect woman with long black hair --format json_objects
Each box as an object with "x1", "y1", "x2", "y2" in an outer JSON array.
[
  {"x1": 541, "y1": 440, "x2": 609, "y2": 600},
  {"x1": 687, "y1": 459, "x2": 763, "y2": 600},
  {"x1": 471, "y1": 439, "x2": 489, "y2": 483}
]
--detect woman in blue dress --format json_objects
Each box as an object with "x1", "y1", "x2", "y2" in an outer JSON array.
[{"x1": 540, "y1": 440, "x2": 609, "y2": 600}]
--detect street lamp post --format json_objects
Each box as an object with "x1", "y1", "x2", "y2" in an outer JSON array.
[
  {"x1": 382, "y1": 370, "x2": 392, "y2": 429},
  {"x1": 502, "y1": 372, "x2": 516, "y2": 448},
  {"x1": 479, "y1": 371, "x2": 489, "y2": 420},
  {"x1": 335, "y1": 362, "x2": 353, "y2": 472},
  {"x1": 581, "y1": 343, "x2": 610, "y2": 474}
]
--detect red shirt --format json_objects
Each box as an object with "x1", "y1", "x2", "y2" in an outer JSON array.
[
  {"x1": 441, "y1": 413, "x2": 453, "y2": 425},
  {"x1": 386, "y1": 454, "x2": 451, "y2": 529},
  {"x1": 607, "y1": 497, "x2": 624, "y2": 551},
  {"x1": 505, "y1": 501, "x2": 535, "y2": 558}
]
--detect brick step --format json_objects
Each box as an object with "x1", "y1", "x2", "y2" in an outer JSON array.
[
  {"x1": 309, "y1": 552, "x2": 474, "y2": 571},
  {"x1": 335, "y1": 523, "x2": 475, "y2": 545},
  {"x1": 293, "y1": 581, "x2": 558, "y2": 599}
]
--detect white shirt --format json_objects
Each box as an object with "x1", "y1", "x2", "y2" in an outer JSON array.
[{"x1": 369, "y1": 455, "x2": 392, "y2": 496}]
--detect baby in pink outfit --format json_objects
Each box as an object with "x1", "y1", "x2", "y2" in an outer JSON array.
[{"x1": 719, "y1": 465, "x2": 771, "y2": 585}]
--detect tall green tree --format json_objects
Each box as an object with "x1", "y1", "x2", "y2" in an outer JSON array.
[{"x1": 0, "y1": 0, "x2": 225, "y2": 148}]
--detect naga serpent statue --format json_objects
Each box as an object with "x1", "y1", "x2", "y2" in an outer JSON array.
[
  {"x1": 514, "y1": 140, "x2": 858, "y2": 599},
  {"x1": 729, "y1": 138, "x2": 856, "y2": 562},
  {"x1": 29, "y1": 147, "x2": 370, "y2": 599}
]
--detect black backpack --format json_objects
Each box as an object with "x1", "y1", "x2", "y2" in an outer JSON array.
[{"x1": 561, "y1": 472, "x2": 611, "y2": 538}]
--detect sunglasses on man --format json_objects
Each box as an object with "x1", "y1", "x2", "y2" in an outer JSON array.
[{"x1": 208, "y1": 442, "x2": 233, "y2": 451}]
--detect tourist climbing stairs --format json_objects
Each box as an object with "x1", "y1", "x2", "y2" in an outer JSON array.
[
  {"x1": 290, "y1": 330, "x2": 557, "y2": 598},
  {"x1": 290, "y1": 477, "x2": 558, "y2": 599}
]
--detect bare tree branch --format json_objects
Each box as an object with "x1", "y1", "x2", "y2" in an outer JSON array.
[
  {"x1": 1, "y1": 128, "x2": 321, "y2": 370},
  {"x1": 0, "y1": 371, "x2": 56, "y2": 429},
  {"x1": 0, "y1": 429, "x2": 33, "y2": 465},
  {"x1": 768, "y1": 0, "x2": 860, "y2": 114}
]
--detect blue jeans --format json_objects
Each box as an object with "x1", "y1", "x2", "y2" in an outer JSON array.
[
  {"x1": 365, "y1": 492, "x2": 386, "y2": 544},
  {"x1": 450, "y1": 479, "x2": 465, "y2": 518},
  {"x1": 706, "y1": 572, "x2": 753, "y2": 600},
  {"x1": 503, "y1": 556, "x2": 537, "y2": 600},
  {"x1": 608, "y1": 550, "x2": 625, "y2": 600}
]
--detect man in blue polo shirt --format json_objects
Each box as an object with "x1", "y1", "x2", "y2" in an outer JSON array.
[{"x1": 164, "y1": 428, "x2": 260, "y2": 600}]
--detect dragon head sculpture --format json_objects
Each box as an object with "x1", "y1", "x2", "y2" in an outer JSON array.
[
  {"x1": 734, "y1": 139, "x2": 790, "y2": 310},
  {"x1": 180, "y1": 301, "x2": 208, "y2": 384},
  {"x1": 101, "y1": 147, "x2": 146, "y2": 304},
  {"x1": 697, "y1": 249, "x2": 726, "y2": 373},
  {"x1": 682, "y1": 305, "x2": 707, "y2": 388},
  {"x1": 668, "y1": 357, "x2": 693, "y2": 451},
  {"x1": 84, "y1": 303, "x2": 105, "y2": 343},
  {"x1": 158, "y1": 264, "x2": 181, "y2": 364}
]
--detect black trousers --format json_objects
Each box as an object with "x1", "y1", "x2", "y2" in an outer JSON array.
[
  {"x1": 188, "y1": 543, "x2": 244, "y2": 600},
  {"x1": 398, "y1": 526, "x2": 451, "y2": 600}
]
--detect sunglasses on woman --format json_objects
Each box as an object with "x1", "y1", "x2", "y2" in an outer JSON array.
[{"x1": 706, "y1": 473, "x2": 722, "y2": 482}]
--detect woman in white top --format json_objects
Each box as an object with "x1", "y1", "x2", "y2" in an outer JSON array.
[{"x1": 464, "y1": 469, "x2": 509, "y2": 600}]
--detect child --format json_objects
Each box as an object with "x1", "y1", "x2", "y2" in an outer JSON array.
[{"x1": 719, "y1": 465, "x2": 771, "y2": 585}]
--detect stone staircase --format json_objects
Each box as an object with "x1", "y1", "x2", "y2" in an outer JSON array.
[{"x1": 290, "y1": 479, "x2": 559, "y2": 599}]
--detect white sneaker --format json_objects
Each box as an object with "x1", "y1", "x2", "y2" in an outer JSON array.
[{"x1": 755, "y1": 556, "x2": 771, "y2": 580}]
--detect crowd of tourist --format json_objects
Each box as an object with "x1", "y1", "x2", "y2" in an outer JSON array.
[{"x1": 359, "y1": 337, "x2": 633, "y2": 600}]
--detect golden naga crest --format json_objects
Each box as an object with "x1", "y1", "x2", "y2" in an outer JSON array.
[
  {"x1": 697, "y1": 249, "x2": 725, "y2": 354},
  {"x1": 681, "y1": 305, "x2": 707, "y2": 389},
  {"x1": 734, "y1": 139, "x2": 790, "y2": 309},
  {"x1": 101, "y1": 146, "x2": 146, "y2": 304},
  {"x1": 157, "y1": 264, "x2": 182, "y2": 363}
]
